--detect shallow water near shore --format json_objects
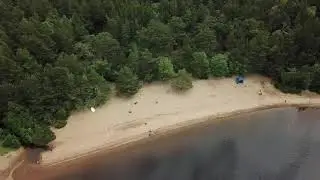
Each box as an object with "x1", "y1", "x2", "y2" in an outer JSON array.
[{"x1": 13, "y1": 107, "x2": 320, "y2": 180}]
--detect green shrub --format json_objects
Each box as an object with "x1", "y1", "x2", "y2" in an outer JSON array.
[
  {"x1": 274, "y1": 82, "x2": 302, "y2": 94},
  {"x1": 309, "y1": 64, "x2": 320, "y2": 93},
  {"x1": 55, "y1": 109, "x2": 69, "y2": 121},
  {"x1": 190, "y1": 52, "x2": 209, "y2": 79},
  {"x1": 31, "y1": 125, "x2": 56, "y2": 147},
  {"x1": 2, "y1": 134, "x2": 21, "y2": 149},
  {"x1": 157, "y1": 56, "x2": 176, "y2": 80},
  {"x1": 171, "y1": 69, "x2": 193, "y2": 91},
  {"x1": 228, "y1": 60, "x2": 247, "y2": 76},
  {"x1": 277, "y1": 70, "x2": 311, "y2": 93},
  {"x1": 6, "y1": 103, "x2": 56, "y2": 146},
  {"x1": 209, "y1": 53, "x2": 229, "y2": 77},
  {"x1": 53, "y1": 120, "x2": 67, "y2": 129},
  {"x1": 0, "y1": 128, "x2": 8, "y2": 139},
  {"x1": 116, "y1": 66, "x2": 142, "y2": 97}
]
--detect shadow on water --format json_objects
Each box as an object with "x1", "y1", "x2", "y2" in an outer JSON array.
[
  {"x1": 274, "y1": 115, "x2": 314, "y2": 180},
  {"x1": 251, "y1": 126, "x2": 313, "y2": 180},
  {"x1": 13, "y1": 107, "x2": 320, "y2": 180},
  {"x1": 275, "y1": 135, "x2": 311, "y2": 180},
  {"x1": 193, "y1": 139, "x2": 238, "y2": 180},
  {"x1": 146, "y1": 138, "x2": 238, "y2": 180}
]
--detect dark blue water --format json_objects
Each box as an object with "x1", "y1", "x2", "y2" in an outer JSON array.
[{"x1": 15, "y1": 107, "x2": 320, "y2": 180}]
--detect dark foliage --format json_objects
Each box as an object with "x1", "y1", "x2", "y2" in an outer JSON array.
[
  {"x1": 2, "y1": 134, "x2": 21, "y2": 149},
  {"x1": 1, "y1": 0, "x2": 320, "y2": 147}
]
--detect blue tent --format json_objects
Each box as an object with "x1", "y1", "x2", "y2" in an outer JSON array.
[{"x1": 235, "y1": 75, "x2": 244, "y2": 84}]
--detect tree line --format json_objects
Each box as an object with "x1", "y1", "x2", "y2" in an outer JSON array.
[{"x1": 1, "y1": 0, "x2": 320, "y2": 148}]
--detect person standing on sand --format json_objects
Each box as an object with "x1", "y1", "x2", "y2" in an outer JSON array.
[{"x1": 148, "y1": 130, "x2": 153, "y2": 137}]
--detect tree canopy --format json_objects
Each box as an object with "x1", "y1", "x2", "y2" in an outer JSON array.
[{"x1": 1, "y1": 0, "x2": 320, "y2": 148}]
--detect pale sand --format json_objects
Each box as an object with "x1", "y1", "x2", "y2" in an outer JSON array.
[
  {"x1": 0, "y1": 148, "x2": 23, "y2": 177},
  {"x1": 4, "y1": 160, "x2": 24, "y2": 180},
  {"x1": 40, "y1": 75, "x2": 320, "y2": 166}
]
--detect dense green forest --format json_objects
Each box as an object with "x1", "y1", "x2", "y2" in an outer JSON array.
[{"x1": 1, "y1": 0, "x2": 320, "y2": 148}]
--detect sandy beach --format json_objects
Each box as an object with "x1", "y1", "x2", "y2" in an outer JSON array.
[
  {"x1": 38, "y1": 76, "x2": 320, "y2": 166},
  {"x1": 0, "y1": 148, "x2": 23, "y2": 178}
]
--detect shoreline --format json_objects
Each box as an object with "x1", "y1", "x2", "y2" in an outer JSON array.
[
  {"x1": 42, "y1": 103, "x2": 319, "y2": 168},
  {"x1": 39, "y1": 76, "x2": 320, "y2": 167},
  {"x1": 0, "y1": 148, "x2": 24, "y2": 179}
]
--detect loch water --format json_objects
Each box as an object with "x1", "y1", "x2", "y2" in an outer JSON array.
[{"x1": 14, "y1": 107, "x2": 320, "y2": 180}]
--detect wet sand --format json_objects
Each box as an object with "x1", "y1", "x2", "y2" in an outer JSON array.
[{"x1": 0, "y1": 148, "x2": 23, "y2": 179}]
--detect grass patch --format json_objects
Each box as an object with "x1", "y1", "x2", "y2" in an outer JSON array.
[{"x1": 0, "y1": 143, "x2": 16, "y2": 156}]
